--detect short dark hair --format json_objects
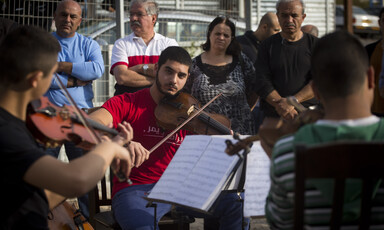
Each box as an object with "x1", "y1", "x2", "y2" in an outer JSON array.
[
  {"x1": 202, "y1": 16, "x2": 241, "y2": 56},
  {"x1": 311, "y1": 31, "x2": 369, "y2": 100},
  {"x1": 0, "y1": 26, "x2": 61, "y2": 87},
  {"x1": 157, "y1": 46, "x2": 192, "y2": 72}
]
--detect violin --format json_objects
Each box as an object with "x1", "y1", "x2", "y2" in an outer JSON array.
[
  {"x1": 155, "y1": 92, "x2": 232, "y2": 135},
  {"x1": 48, "y1": 201, "x2": 93, "y2": 230},
  {"x1": 26, "y1": 96, "x2": 118, "y2": 150}
]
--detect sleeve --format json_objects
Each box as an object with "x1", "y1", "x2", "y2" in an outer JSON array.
[
  {"x1": 102, "y1": 94, "x2": 131, "y2": 128},
  {"x1": 254, "y1": 40, "x2": 276, "y2": 99},
  {"x1": 110, "y1": 38, "x2": 129, "y2": 74},
  {"x1": 71, "y1": 39, "x2": 105, "y2": 81},
  {"x1": 265, "y1": 135, "x2": 295, "y2": 228},
  {"x1": 167, "y1": 38, "x2": 179, "y2": 47},
  {"x1": 49, "y1": 72, "x2": 68, "y2": 89}
]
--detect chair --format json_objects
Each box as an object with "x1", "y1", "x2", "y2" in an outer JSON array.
[
  {"x1": 294, "y1": 141, "x2": 384, "y2": 230},
  {"x1": 88, "y1": 169, "x2": 195, "y2": 230}
]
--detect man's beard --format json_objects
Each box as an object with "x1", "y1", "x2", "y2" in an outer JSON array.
[{"x1": 155, "y1": 72, "x2": 178, "y2": 98}]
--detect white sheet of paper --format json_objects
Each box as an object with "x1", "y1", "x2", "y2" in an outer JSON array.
[
  {"x1": 147, "y1": 135, "x2": 239, "y2": 211},
  {"x1": 244, "y1": 141, "x2": 271, "y2": 217}
]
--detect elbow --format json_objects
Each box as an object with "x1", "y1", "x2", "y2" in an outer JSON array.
[
  {"x1": 115, "y1": 76, "x2": 125, "y2": 85},
  {"x1": 114, "y1": 74, "x2": 129, "y2": 86}
]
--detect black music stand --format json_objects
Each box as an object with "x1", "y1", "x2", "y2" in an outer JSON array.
[{"x1": 222, "y1": 132, "x2": 253, "y2": 230}]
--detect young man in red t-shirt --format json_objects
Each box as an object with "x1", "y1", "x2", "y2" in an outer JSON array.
[{"x1": 90, "y1": 46, "x2": 249, "y2": 230}]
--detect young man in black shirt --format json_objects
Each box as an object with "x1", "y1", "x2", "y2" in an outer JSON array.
[{"x1": 0, "y1": 26, "x2": 133, "y2": 229}]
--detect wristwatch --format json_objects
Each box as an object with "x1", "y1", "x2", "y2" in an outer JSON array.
[{"x1": 143, "y1": 64, "x2": 149, "y2": 75}]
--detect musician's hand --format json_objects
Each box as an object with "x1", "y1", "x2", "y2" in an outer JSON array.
[
  {"x1": 98, "y1": 135, "x2": 133, "y2": 179},
  {"x1": 125, "y1": 141, "x2": 150, "y2": 168},
  {"x1": 111, "y1": 121, "x2": 134, "y2": 146},
  {"x1": 111, "y1": 147, "x2": 132, "y2": 179}
]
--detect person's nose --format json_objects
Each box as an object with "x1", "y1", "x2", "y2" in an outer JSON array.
[
  {"x1": 65, "y1": 15, "x2": 71, "y2": 22},
  {"x1": 169, "y1": 73, "x2": 178, "y2": 84},
  {"x1": 287, "y1": 15, "x2": 294, "y2": 23}
]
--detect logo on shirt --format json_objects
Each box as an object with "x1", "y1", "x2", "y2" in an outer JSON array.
[{"x1": 144, "y1": 125, "x2": 184, "y2": 145}]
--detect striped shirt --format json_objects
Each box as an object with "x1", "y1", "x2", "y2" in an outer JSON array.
[
  {"x1": 110, "y1": 32, "x2": 178, "y2": 94},
  {"x1": 265, "y1": 116, "x2": 384, "y2": 229}
]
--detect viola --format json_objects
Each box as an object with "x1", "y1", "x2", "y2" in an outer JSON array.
[
  {"x1": 224, "y1": 97, "x2": 324, "y2": 157},
  {"x1": 155, "y1": 92, "x2": 232, "y2": 135},
  {"x1": 48, "y1": 201, "x2": 93, "y2": 230},
  {"x1": 26, "y1": 96, "x2": 118, "y2": 150},
  {"x1": 257, "y1": 97, "x2": 324, "y2": 156}
]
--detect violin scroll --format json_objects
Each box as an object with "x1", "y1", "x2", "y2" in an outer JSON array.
[{"x1": 225, "y1": 135, "x2": 260, "y2": 156}]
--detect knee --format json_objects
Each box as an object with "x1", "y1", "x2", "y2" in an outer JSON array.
[{"x1": 114, "y1": 209, "x2": 155, "y2": 230}]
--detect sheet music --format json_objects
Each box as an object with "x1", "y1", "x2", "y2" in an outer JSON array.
[
  {"x1": 147, "y1": 135, "x2": 240, "y2": 211},
  {"x1": 244, "y1": 141, "x2": 271, "y2": 217},
  {"x1": 147, "y1": 136, "x2": 211, "y2": 204}
]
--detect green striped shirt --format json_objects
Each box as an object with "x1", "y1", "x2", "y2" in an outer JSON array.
[{"x1": 265, "y1": 116, "x2": 384, "y2": 229}]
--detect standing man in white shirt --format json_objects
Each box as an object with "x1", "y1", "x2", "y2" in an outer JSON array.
[{"x1": 110, "y1": 0, "x2": 178, "y2": 95}]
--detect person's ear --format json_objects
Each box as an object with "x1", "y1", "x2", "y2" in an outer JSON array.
[
  {"x1": 154, "y1": 62, "x2": 159, "y2": 74},
  {"x1": 367, "y1": 65, "x2": 375, "y2": 89},
  {"x1": 262, "y1": 23, "x2": 268, "y2": 31},
  {"x1": 152, "y1": 14, "x2": 157, "y2": 25},
  {"x1": 27, "y1": 71, "x2": 44, "y2": 88}
]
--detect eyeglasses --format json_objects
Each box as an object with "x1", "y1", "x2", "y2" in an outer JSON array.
[{"x1": 129, "y1": 12, "x2": 152, "y2": 18}]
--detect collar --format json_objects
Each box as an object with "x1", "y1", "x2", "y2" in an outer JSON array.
[{"x1": 316, "y1": 115, "x2": 380, "y2": 127}]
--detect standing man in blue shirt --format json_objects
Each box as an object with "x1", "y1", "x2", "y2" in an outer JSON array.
[
  {"x1": 47, "y1": 0, "x2": 104, "y2": 109},
  {"x1": 45, "y1": 0, "x2": 104, "y2": 219}
]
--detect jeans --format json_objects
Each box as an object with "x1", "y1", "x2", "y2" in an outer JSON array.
[
  {"x1": 45, "y1": 142, "x2": 89, "y2": 219},
  {"x1": 112, "y1": 184, "x2": 249, "y2": 230}
]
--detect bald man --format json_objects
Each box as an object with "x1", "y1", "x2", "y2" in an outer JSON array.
[
  {"x1": 237, "y1": 12, "x2": 281, "y2": 67},
  {"x1": 45, "y1": 0, "x2": 105, "y2": 218},
  {"x1": 237, "y1": 12, "x2": 281, "y2": 131},
  {"x1": 301, "y1": 24, "x2": 319, "y2": 37}
]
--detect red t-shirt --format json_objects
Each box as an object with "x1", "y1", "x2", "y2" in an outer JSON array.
[{"x1": 102, "y1": 88, "x2": 189, "y2": 197}]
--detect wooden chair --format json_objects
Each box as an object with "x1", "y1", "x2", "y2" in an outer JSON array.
[
  {"x1": 88, "y1": 169, "x2": 195, "y2": 230},
  {"x1": 294, "y1": 141, "x2": 384, "y2": 229}
]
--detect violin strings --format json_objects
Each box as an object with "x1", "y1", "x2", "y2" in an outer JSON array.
[
  {"x1": 53, "y1": 73, "x2": 100, "y2": 144},
  {"x1": 197, "y1": 111, "x2": 231, "y2": 134}
]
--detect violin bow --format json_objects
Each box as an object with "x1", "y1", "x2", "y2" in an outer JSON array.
[{"x1": 148, "y1": 93, "x2": 223, "y2": 154}]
